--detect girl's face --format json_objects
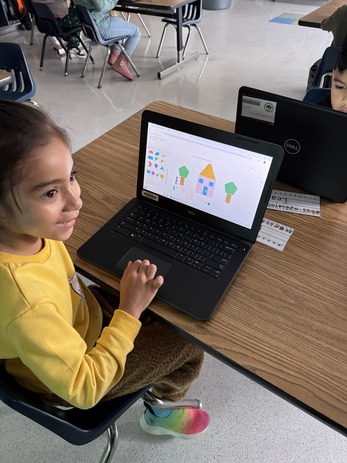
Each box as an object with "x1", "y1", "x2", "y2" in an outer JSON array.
[{"x1": 0, "y1": 136, "x2": 82, "y2": 255}]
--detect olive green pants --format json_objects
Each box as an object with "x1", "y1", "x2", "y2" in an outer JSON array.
[
  {"x1": 42, "y1": 286, "x2": 204, "y2": 406},
  {"x1": 90, "y1": 285, "x2": 204, "y2": 403}
]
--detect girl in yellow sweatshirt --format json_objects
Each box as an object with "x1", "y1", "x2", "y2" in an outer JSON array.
[{"x1": 0, "y1": 101, "x2": 209, "y2": 438}]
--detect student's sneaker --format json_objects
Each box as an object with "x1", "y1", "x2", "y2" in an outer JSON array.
[
  {"x1": 139, "y1": 407, "x2": 210, "y2": 438},
  {"x1": 55, "y1": 46, "x2": 66, "y2": 57},
  {"x1": 69, "y1": 47, "x2": 87, "y2": 59},
  {"x1": 49, "y1": 37, "x2": 66, "y2": 57},
  {"x1": 111, "y1": 55, "x2": 134, "y2": 81}
]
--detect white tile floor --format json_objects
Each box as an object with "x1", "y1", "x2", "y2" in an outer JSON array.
[{"x1": 1, "y1": 1, "x2": 347, "y2": 462}]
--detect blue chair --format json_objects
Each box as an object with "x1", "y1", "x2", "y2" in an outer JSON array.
[
  {"x1": 0, "y1": 43, "x2": 36, "y2": 103},
  {"x1": 311, "y1": 46, "x2": 341, "y2": 89},
  {"x1": 0, "y1": 366, "x2": 202, "y2": 461},
  {"x1": 303, "y1": 87, "x2": 331, "y2": 104},
  {"x1": 156, "y1": 0, "x2": 209, "y2": 59},
  {"x1": 76, "y1": 5, "x2": 140, "y2": 89}
]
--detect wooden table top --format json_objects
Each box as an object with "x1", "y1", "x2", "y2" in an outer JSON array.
[
  {"x1": 66, "y1": 101, "x2": 347, "y2": 436},
  {"x1": 0, "y1": 70, "x2": 13, "y2": 88},
  {"x1": 299, "y1": 0, "x2": 347, "y2": 28},
  {"x1": 118, "y1": 0, "x2": 190, "y2": 11}
]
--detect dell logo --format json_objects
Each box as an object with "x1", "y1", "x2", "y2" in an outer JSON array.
[
  {"x1": 187, "y1": 210, "x2": 195, "y2": 216},
  {"x1": 284, "y1": 139, "x2": 300, "y2": 155}
]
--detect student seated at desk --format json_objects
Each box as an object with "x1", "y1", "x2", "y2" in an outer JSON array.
[
  {"x1": 315, "y1": 46, "x2": 347, "y2": 112},
  {"x1": 0, "y1": 101, "x2": 210, "y2": 438},
  {"x1": 74, "y1": 0, "x2": 141, "y2": 80},
  {"x1": 40, "y1": 0, "x2": 86, "y2": 58},
  {"x1": 307, "y1": 5, "x2": 347, "y2": 91}
]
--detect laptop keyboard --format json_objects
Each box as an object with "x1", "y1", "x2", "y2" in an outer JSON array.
[{"x1": 111, "y1": 204, "x2": 239, "y2": 279}]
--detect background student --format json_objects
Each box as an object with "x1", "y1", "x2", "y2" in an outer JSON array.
[
  {"x1": 307, "y1": 5, "x2": 347, "y2": 91},
  {"x1": 315, "y1": 45, "x2": 347, "y2": 112},
  {"x1": 74, "y1": 0, "x2": 141, "y2": 80}
]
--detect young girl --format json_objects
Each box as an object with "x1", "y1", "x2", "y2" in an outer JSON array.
[
  {"x1": 0, "y1": 101, "x2": 209, "y2": 438},
  {"x1": 74, "y1": 0, "x2": 141, "y2": 80}
]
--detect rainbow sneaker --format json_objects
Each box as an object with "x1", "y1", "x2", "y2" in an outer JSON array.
[{"x1": 139, "y1": 407, "x2": 210, "y2": 438}]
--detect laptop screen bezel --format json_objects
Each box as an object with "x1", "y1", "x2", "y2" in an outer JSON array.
[{"x1": 137, "y1": 110, "x2": 284, "y2": 243}]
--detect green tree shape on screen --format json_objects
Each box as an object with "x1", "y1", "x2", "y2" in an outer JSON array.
[
  {"x1": 178, "y1": 166, "x2": 190, "y2": 185},
  {"x1": 225, "y1": 181, "x2": 238, "y2": 203}
]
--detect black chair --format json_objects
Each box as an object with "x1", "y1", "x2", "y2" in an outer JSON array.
[
  {"x1": 0, "y1": 42, "x2": 36, "y2": 103},
  {"x1": 31, "y1": 2, "x2": 91, "y2": 76},
  {"x1": 311, "y1": 46, "x2": 341, "y2": 89},
  {"x1": 156, "y1": 0, "x2": 209, "y2": 59},
  {"x1": 76, "y1": 5, "x2": 140, "y2": 88},
  {"x1": 22, "y1": 0, "x2": 36, "y2": 46},
  {"x1": 0, "y1": 366, "x2": 202, "y2": 461}
]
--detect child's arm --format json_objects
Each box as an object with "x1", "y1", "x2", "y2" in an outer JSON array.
[{"x1": 118, "y1": 259, "x2": 164, "y2": 319}]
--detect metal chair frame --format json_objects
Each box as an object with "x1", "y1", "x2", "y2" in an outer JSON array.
[
  {"x1": 76, "y1": 5, "x2": 140, "y2": 88},
  {"x1": 156, "y1": 0, "x2": 208, "y2": 59}
]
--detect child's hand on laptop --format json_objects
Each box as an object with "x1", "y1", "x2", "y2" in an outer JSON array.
[{"x1": 118, "y1": 259, "x2": 164, "y2": 319}]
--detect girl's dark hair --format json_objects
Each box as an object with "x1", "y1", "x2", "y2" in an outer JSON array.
[{"x1": 0, "y1": 101, "x2": 70, "y2": 203}]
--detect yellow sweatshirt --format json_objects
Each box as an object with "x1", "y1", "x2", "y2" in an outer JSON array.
[{"x1": 0, "y1": 240, "x2": 141, "y2": 409}]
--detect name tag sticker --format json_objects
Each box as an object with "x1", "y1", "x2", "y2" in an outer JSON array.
[
  {"x1": 256, "y1": 218, "x2": 293, "y2": 251},
  {"x1": 241, "y1": 96, "x2": 277, "y2": 124},
  {"x1": 267, "y1": 189, "x2": 321, "y2": 217}
]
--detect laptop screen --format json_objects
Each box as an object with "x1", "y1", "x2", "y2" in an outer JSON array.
[{"x1": 142, "y1": 121, "x2": 274, "y2": 230}]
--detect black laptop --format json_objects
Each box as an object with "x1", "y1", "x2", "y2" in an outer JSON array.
[
  {"x1": 77, "y1": 110, "x2": 283, "y2": 321},
  {"x1": 235, "y1": 86, "x2": 347, "y2": 203}
]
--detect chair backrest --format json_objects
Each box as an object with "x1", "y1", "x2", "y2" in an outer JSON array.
[
  {"x1": 75, "y1": 4, "x2": 103, "y2": 43},
  {"x1": 0, "y1": 42, "x2": 35, "y2": 102},
  {"x1": 31, "y1": 2, "x2": 65, "y2": 37},
  {"x1": 312, "y1": 46, "x2": 341, "y2": 88},
  {"x1": 303, "y1": 87, "x2": 331, "y2": 104},
  {"x1": 0, "y1": 365, "x2": 150, "y2": 446},
  {"x1": 182, "y1": 0, "x2": 203, "y2": 24}
]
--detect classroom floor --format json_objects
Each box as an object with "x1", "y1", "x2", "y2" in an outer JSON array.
[{"x1": 1, "y1": 0, "x2": 346, "y2": 462}]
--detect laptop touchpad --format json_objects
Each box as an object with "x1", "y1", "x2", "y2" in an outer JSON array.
[{"x1": 116, "y1": 247, "x2": 172, "y2": 277}]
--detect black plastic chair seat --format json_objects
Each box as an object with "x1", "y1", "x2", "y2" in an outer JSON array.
[{"x1": 0, "y1": 366, "x2": 149, "y2": 446}]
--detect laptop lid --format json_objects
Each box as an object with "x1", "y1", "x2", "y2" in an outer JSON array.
[
  {"x1": 78, "y1": 110, "x2": 283, "y2": 321},
  {"x1": 137, "y1": 110, "x2": 284, "y2": 244},
  {"x1": 235, "y1": 86, "x2": 347, "y2": 203}
]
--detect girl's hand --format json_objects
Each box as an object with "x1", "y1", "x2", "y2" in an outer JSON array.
[{"x1": 118, "y1": 260, "x2": 164, "y2": 319}]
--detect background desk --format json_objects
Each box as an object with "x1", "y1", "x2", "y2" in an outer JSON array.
[
  {"x1": 299, "y1": 0, "x2": 347, "y2": 28},
  {"x1": 116, "y1": 0, "x2": 199, "y2": 78},
  {"x1": 67, "y1": 101, "x2": 347, "y2": 437}
]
